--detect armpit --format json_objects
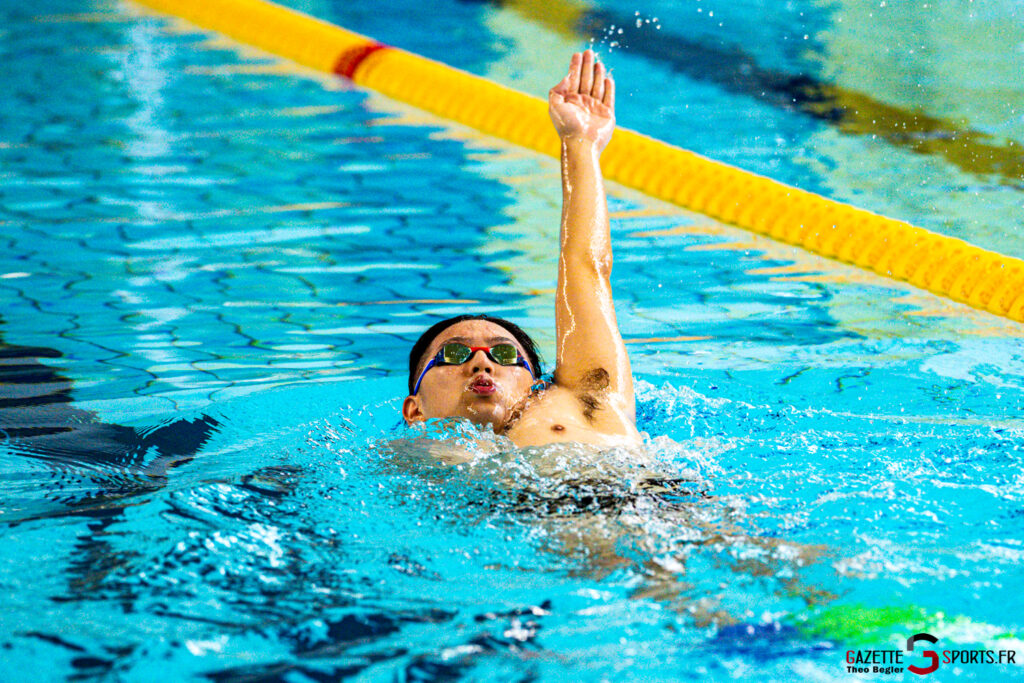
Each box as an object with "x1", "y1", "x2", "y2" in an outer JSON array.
[
  {"x1": 577, "y1": 367, "x2": 610, "y2": 421},
  {"x1": 581, "y1": 367, "x2": 610, "y2": 390}
]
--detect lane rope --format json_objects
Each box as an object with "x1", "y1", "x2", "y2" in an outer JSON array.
[{"x1": 133, "y1": 0, "x2": 1024, "y2": 323}]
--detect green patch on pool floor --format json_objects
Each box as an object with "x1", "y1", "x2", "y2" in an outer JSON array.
[{"x1": 792, "y1": 604, "x2": 1023, "y2": 650}]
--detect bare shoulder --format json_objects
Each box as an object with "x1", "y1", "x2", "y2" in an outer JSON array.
[{"x1": 503, "y1": 381, "x2": 640, "y2": 449}]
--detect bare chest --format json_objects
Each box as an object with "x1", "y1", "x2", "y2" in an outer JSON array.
[{"x1": 502, "y1": 385, "x2": 640, "y2": 449}]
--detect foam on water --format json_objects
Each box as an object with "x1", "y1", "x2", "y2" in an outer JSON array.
[{"x1": 2, "y1": 368, "x2": 1020, "y2": 679}]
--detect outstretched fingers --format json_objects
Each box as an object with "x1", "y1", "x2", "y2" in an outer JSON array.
[
  {"x1": 592, "y1": 61, "x2": 605, "y2": 102},
  {"x1": 579, "y1": 49, "x2": 594, "y2": 96},
  {"x1": 553, "y1": 50, "x2": 614, "y2": 113},
  {"x1": 567, "y1": 51, "x2": 582, "y2": 94},
  {"x1": 573, "y1": 50, "x2": 613, "y2": 107},
  {"x1": 603, "y1": 75, "x2": 615, "y2": 109}
]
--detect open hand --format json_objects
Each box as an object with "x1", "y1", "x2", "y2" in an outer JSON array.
[{"x1": 548, "y1": 49, "x2": 616, "y2": 150}]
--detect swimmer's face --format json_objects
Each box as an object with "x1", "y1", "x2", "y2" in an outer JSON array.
[{"x1": 402, "y1": 320, "x2": 536, "y2": 430}]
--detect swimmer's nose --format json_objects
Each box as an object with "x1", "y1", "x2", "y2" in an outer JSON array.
[{"x1": 468, "y1": 349, "x2": 495, "y2": 374}]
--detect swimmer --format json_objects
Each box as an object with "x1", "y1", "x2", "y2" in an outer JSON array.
[
  {"x1": 403, "y1": 50, "x2": 641, "y2": 449},
  {"x1": 392, "y1": 52, "x2": 832, "y2": 621}
]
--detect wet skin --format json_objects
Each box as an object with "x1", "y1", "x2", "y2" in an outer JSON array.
[
  {"x1": 403, "y1": 50, "x2": 640, "y2": 449},
  {"x1": 402, "y1": 319, "x2": 536, "y2": 431},
  {"x1": 401, "y1": 319, "x2": 640, "y2": 448}
]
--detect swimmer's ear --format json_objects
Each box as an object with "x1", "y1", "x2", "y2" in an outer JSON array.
[{"x1": 402, "y1": 395, "x2": 426, "y2": 425}]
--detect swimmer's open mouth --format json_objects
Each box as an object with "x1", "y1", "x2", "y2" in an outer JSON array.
[{"x1": 468, "y1": 376, "x2": 496, "y2": 395}]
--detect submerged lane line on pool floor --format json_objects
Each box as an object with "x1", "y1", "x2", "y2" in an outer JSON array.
[
  {"x1": 130, "y1": 0, "x2": 1024, "y2": 324},
  {"x1": 507, "y1": 0, "x2": 1024, "y2": 186}
]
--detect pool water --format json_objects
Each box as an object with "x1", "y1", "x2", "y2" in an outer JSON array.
[{"x1": 2, "y1": 0, "x2": 1023, "y2": 680}]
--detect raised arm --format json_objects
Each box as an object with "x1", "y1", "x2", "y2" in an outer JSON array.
[{"x1": 548, "y1": 50, "x2": 635, "y2": 423}]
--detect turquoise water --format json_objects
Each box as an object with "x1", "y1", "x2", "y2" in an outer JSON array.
[
  {"x1": 282, "y1": 0, "x2": 1024, "y2": 259},
  {"x1": 2, "y1": 1, "x2": 1023, "y2": 680}
]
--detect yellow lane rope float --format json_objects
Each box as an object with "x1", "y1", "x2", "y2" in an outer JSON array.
[{"x1": 134, "y1": 0, "x2": 1024, "y2": 323}]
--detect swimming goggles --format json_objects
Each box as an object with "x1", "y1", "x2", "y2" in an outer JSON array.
[{"x1": 413, "y1": 342, "x2": 534, "y2": 394}]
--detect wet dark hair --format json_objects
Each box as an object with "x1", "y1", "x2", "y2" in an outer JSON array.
[{"x1": 407, "y1": 314, "x2": 543, "y2": 395}]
